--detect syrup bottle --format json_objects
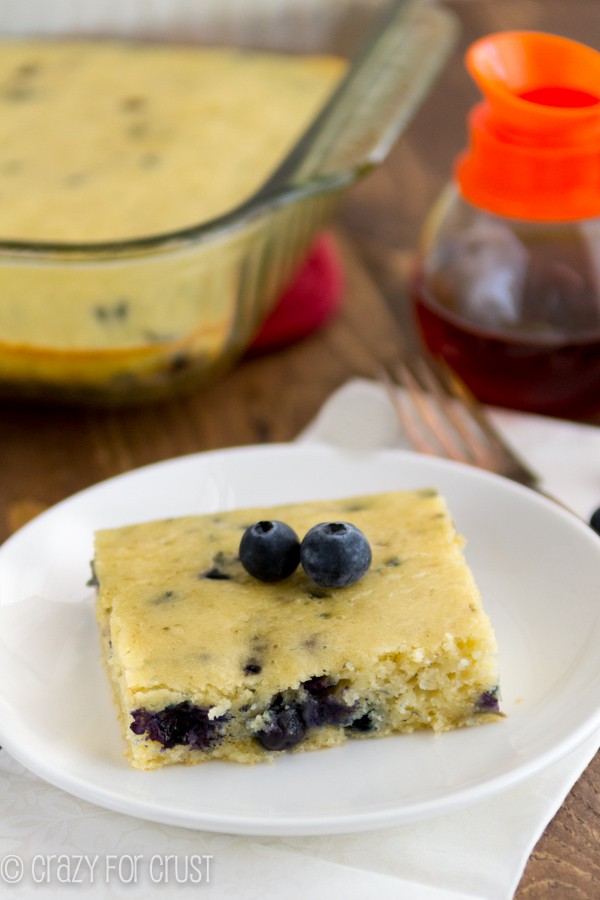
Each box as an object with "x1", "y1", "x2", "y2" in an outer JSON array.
[{"x1": 415, "y1": 31, "x2": 600, "y2": 417}]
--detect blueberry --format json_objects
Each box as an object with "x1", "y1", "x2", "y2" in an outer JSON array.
[
  {"x1": 255, "y1": 700, "x2": 306, "y2": 751},
  {"x1": 475, "y1": 687, "x2": 500, "y2": 713},
  {"x1": 300, "y1": 522, "x2": 371, "y2": 588},
  {"x1": 86, "y1": 560, "x2": 99, "y2": 588},
  {"x1": 302, "y1": 675, "x2": 335, "y2": 695},
  {"x1": 590, "y1": 507, "x2": 600, "y2": 535},
  {"x1": 202, "y1": 567, "x2": 232, "y2": 580},
  {"x1": 239, "y1": 520, "x2": 300, "y2": 582},
  {"x1": 346, "y1": 712, "x2": 376, "y2": 733},
  {"x1": 130, "y1": 702, "x2": 222, "y2": 750},
  {"x1": 243, "y1": 659, "x2": 262, "y2": 675},
  {"x1": 254, "y1": 681, "x2": 360, "y2": 751},
  {"x1": 302, "y1": 693, "x2": 356, "y2": 728}
]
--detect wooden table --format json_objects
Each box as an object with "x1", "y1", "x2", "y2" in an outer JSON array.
[{"x1": 0, "y1": 1, "x2": 598, "y2": 895}]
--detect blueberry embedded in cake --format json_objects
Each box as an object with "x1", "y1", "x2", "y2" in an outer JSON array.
[{"x1": 93, "y1": 489, "x2": 504, "y2": 769}]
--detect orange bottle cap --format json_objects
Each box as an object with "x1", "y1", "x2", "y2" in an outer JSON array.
[{"x1": 455, "y1": 31, "x2": 600, "y2": 221}]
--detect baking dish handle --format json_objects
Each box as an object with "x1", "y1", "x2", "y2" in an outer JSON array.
[{"x1": 257, "y1": 0, "x2": 459, "y2": 196}]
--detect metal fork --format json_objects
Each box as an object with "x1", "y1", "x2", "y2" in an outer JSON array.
[{"x1": 378, "y1": 348, "x2": 555, "y2": 496}]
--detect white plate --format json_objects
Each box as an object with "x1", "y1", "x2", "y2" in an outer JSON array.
[{"x1": 1, "y1": 443, "x2": 599, "y2": 836}]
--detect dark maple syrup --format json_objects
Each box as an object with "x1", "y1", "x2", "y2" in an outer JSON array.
[{"x1": 414, "y1": 281, "x2": 600, "y2": 418}]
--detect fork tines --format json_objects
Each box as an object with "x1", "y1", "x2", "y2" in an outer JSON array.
[{"x1": 379, "y1": 351, "x2": 540, "y2": 488}]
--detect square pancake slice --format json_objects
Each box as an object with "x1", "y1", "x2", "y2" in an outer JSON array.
[{"x1": 93, "y1": 489, "x2": 503, "y2": 769}]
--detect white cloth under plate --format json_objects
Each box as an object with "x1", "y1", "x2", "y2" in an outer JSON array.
[{"x1": 1, "y1": 377, "x2": 599, "y2": 900}]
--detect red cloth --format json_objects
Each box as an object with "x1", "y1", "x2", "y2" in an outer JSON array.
[{"x1": 249, "y1": 233, "x2": 344, "y2": 352}]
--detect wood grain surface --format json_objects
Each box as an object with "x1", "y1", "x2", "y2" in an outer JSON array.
[{"x1": 0, "y1": 1, "x2": 598, "y2": 896}]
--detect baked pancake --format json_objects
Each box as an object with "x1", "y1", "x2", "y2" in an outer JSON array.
[
  {"x1": 0, "y1": 40, "x2": 345, "y2": 242},
  {"x1": 93, "y1": 489, "x2": 503, "y2": 769}
]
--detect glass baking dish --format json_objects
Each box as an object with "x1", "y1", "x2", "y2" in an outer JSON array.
[{"x1": 0, "y1": 0, "x2": 456, "y2": 405}]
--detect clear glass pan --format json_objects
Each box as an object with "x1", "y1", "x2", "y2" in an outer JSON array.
[{"x1": 0, "y1": 0, "x2": 457, "y2": 404}]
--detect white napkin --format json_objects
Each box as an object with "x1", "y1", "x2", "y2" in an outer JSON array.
[{"x1": 1, "y1": 378, "x2": 599, "y2": 900}]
